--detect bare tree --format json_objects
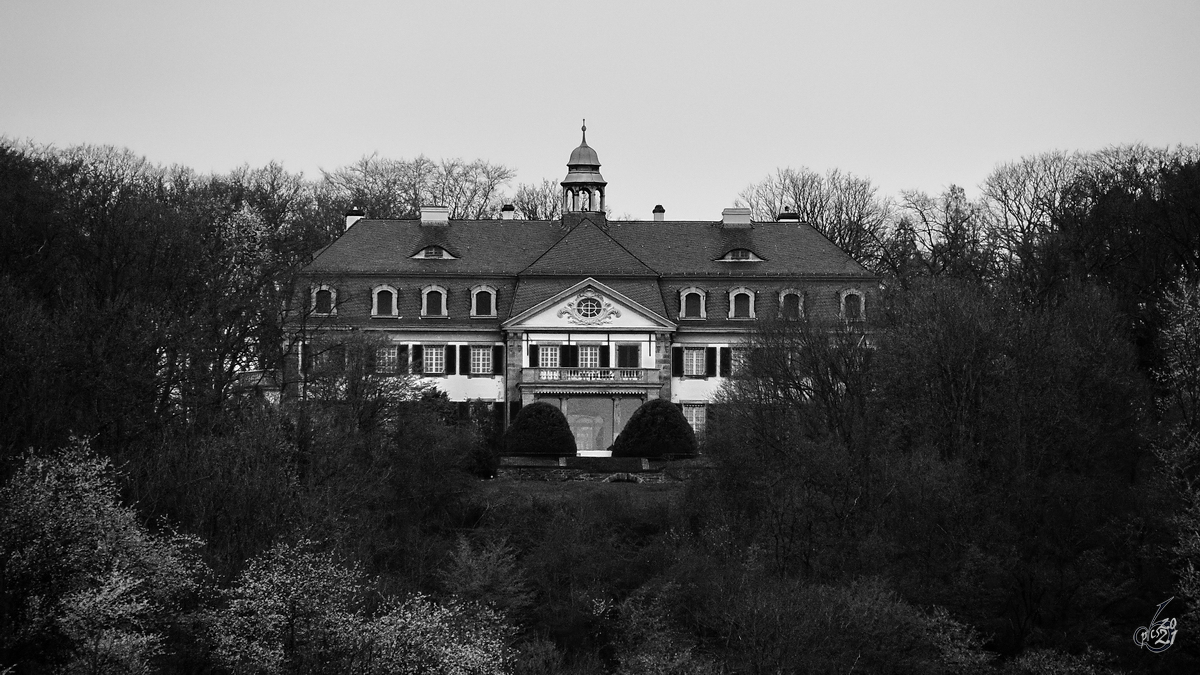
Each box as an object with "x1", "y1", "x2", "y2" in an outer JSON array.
[
  {"x1": 510, "y1": 179, "x2": 562, "y2": 220},
  {"x1": 320, "y1": 154, "x2": 514, "y2": 220}
]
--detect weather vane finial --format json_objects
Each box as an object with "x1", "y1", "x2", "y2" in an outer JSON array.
[{"x1": 582, "y1": 119, "x2": 587, "y2": 143}]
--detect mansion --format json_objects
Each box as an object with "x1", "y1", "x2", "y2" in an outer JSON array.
[{"x1": 289, "y1": 128, "x2": 875, "y2": 455}]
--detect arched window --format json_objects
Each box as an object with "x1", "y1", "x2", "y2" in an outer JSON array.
[
  {"x1": 729, "y1": 287, "x2": 755, "y2": 319},
  {"x1": 312, "y1": 285, "x2": 336, "y2": 315},
  {"x1": 471, "y1": 285, "x2": 496, "y2": 317},
  {"x1": 372, "y1": 285, "x2": 397, "y2": 317},
  {"x1": 779, "y1": 289, "x2": 804, "y2": 320},
  {"x1": 422, "y1": 285, "x2": 447, "y2": 317},
  {"x1": 680, "y1": 287, "x2": 706, "y2": 319},
  {"x1": 840, "y1": 289, "x2": 865, "y2": 321}
]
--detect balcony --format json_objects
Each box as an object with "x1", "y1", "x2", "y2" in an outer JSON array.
[{"x1": 520, "y1": 367, "x2": 658, "y2": 384}]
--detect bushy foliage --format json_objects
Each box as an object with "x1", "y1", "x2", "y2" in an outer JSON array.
[
  {"x1": 0, "y1": 441, "x2": 206, "y2": 673},
  {"x1": 503, "y1": 402, "x2": 576, "y2": 456},
  {"x1": 611, "y1": 399, "x2": 697, "y2": 459}
]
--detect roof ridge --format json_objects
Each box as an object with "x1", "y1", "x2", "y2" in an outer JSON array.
[{"x1": 519, "y1": 217, "x2": 659, "y2": 276}]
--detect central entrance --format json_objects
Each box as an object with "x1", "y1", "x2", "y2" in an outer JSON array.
[{"x1": 536, "y1": 394, "x2": 644, "y2": 456}]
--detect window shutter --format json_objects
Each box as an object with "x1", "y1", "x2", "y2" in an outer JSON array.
[
  {"x1": 599, "y1": 344, "x2": 610, "y2": 368},
  {"x1": 569, "y1": 345, "x2": 580, "y2": 368},
  {"x1": 398, "y1": 345, "x2": 410, "y2": 373},
  {"x1": 705, "y1": 347, "x2": 718, "y2": 377},
  {"x1": 459, "y1": 345, "x2": 471, "y2": 375},
  {"x1": 672, "y1": 346, "x2": 684, "y2": 377},
  {"x1": 529, "y1": 343, "x2": 539, "y2": 368},
  {"x1": 366, "y1": 347, "x2": 377, "y2": 374},
  {"x1": 300, "y1": 343, "x2": 311, "y2": 374},
  {"x1": 492, "y1": 345, "x2": 504, "y2": 375},
  {"x1": 719, "y1": 347, "x2": 731, "y2": 377},
  {"x1": 445, "y1": 345, "x2": 456, "y2": 376},
  {"x1": 560, "y1": 345, "x2": 570, "y2": 367},
  {"x1": 412, "y1": 345, "x2": 424, "y2": 374}
]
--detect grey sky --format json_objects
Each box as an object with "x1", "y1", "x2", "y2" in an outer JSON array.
[{"x1": 2, "y1": 0, "x2": 1197, "y2": 220}]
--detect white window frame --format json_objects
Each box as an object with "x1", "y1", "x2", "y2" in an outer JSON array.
[
  {"x1": 682, "y1": 403, "x2": 706, "y2": 436},
  {"x1": 539, "y1": 345, "x2": 560, "y2": 368},
  {"x1": 372, "y1": 285, "x2": 398, "y2": 317},
  {"x1": 376, "y1": 345, "x2": 399, "y2": 373},
  {"x1": 470, "y1": 285, "x2": 497, "y2": 318},
  {"x1": 421, "y1": 285, "x2": 448, "y2": 317},
  {"x1": 578, "y1": 344, "x2": 601, "y2": 369},
  {"x1": 729, "y1": 287, "x2": 756, "y2": 319},
  {"x1": 470, "y1": 345, "x2": 492, "y2": 375},
  {"x1": 680, "y1": 287, "x2": 706, "y2": 319},
  {"x1": 779, "y1": 288, "x2": 804, "y2": 319},
  {"x1": 683, "y1": 347, "x2": 706, "y2": 377},
  {"x1": 839, "y1": 288, "x2": 865, "y2": 321},
  {"x1": 311, "y1": 285, "x2": 337, "y2": 316},
  {"x1": 423, "y1": 344, "x2": 445, "y2": 374}
]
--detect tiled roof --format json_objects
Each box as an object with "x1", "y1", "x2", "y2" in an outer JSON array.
[{"x1": 303, "y1": 217, "x2": 872, "y2": 278}]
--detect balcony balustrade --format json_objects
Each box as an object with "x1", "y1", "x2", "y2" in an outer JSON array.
[{"x1": 522, "y1": 367, "x2": 656, "y2": 384}]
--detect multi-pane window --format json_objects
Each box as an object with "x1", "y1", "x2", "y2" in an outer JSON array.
[
  {"x1": 683, "y1": 347, "x2": 706, "y2": 376},
  {"x1": 781, "y1": 292, "x2": 802, "y2": 319},
  {"x1": 474, "y1": 290, "x2": 494, "y2": 316},
  {"x1": 470, "y1": 346, "x2": 492, "y2": 375},
  {"x1": 578, "y1": 345, "x2": 600, "y2": 368},
  {"x1": 424, "y1": 246, "x2": 442, "y2": 258},
  {"x1": 539, "y1": 345, "x2": 560, "y2": 368},
  {"x1": 683, "y1": 292, "x2": 702, "y2": 318},
  {"x1": 423, "y1": 288, "x2": 446, "y2": 316},
  {"x1": 424, "y1": 345, "x2": 445, "y2": 374},
  {"x1": 377, "y1": 346, "x2": 398, "y2": 373},
  {"x1": 683, "y1": 404, "x2": 706, "y2": 435},
  {"x1": 374, "y1": 288, "x2": 395, "y2": 316},
  {"x1": 728, "y1": 249, "x2": 751, "y2": 260}
]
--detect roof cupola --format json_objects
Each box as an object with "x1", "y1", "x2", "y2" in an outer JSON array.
[{"x1": 561, "y1": 120, "x2": 607, "y2": 213}]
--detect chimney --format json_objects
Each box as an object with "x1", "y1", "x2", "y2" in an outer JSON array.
[
  {"x1": 777, "y1": 206, "x2": 800, "y2": 222},
  {"x1": 721, "y1": 207, "x2": 752, "y2": 228},
  {"x1": 344, "y1": 208, "x2": 365, "y2": 231},
  {"x1": 420, "y1": 205, "x2": 449, "y2": 226},
  {"x1": 652, "y1": 204, "x2": 665, "y2": 222},
  {"x1": 501, "y1": 204, "x2": 515, "y2": 220}
]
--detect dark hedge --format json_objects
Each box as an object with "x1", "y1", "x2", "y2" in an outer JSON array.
[
  {"x1": 503, "y1": 401, "x2": 577, "y2": 456},
  {"x1": 611, "y1": 399, "x2": 698, "y2": 459}
]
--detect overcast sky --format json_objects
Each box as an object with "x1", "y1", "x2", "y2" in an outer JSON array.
[{"x1": 2, "y1": 0, "x2": 1197, "y2": 221}]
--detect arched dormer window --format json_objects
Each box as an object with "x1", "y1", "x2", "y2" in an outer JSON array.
[
  {"x1": 410, "y1": 246, "x2": 457, "y2": 260},
  {"x1": 779, "y1": 289, "x2": 804, "y2": 320},
  {"x1": 422, "y1": 285, "x2": 448, "y2": 317},
  {"x1": 718, "y1": 249, "x2": 764, "y2": 262},
  {"x1": 679, "y1": 287, "x2": 706, "y2": 320},
  {"x1": 729, "y1": 287, "x2": 755, "y2": 319},
  {"x1": 840, "y1": 289, "x2": 865, "y2": 322},
  {"x1": 312, "y1": 285, "x2": 336, "y2": 315},
  {"x1": 471, "y1": 285, "x2": 497, "y2": 318},
  {"x1": 372, "y1": 285, "x2": 398, "y2": 317}
]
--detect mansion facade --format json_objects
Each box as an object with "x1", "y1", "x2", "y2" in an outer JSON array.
[{"x1": 289, "y1": 129, "x2": 875, "y2": 455}]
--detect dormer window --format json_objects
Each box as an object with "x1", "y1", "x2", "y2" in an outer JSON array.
[
  {"x1": 680, "y1": 287, "x2": 706, "y2": 319},
  {"x1": 840, "y1": 289, "x2": 865, "y2": 322},
  {"x1": 718, "y1": 249, "x2": 764, "y2": 262},
  {"x1": 411, "y1": 246, "x2": 456, "y2": 260},
  {"x1": 312, "y1": 285, "x2": 336, "y2": 315},
  {"x1": 729, "y1": 287, "x2": 756, "y2": 319},
  {"x1": 471, "y1": 285, "x2": 497, "y2": 318},
  {"x1": 372, "y1": 285, "x2": 398, "y2": 317},
  {"x1": 779, "y1": 289, "x2": 804, "y2": 320},
  {"x1": 422, "y1": 285, "x2": 448, "y2": 317}
]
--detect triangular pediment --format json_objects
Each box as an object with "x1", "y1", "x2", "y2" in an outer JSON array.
[{"x1": 502, "y1": 278, "x2": 675, "y2": 330}]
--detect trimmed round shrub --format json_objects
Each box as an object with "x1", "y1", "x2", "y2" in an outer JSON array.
[
  {"x1": 503, "y1": 402, "x2": 577, "y2": 456},
  {"x1": 611, "y1": 399, "x2": 698, "y2": 459}
]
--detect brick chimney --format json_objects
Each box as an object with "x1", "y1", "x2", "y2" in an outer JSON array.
[
  {"x1": 344, "y1": 208, "x2": 365, "y2": 231},
  {"x1": 721, "y1": 207, "x2": 752, "y2": 228},
  {"x1": 420, "y1": 205, "x2": 449, "y2": 226},
  {"x1": 501, "y1": 204, "x2": 515, "y2": 220},
  {"x1": 653, "y1": 204, "x2": 665, "y2": 222}
]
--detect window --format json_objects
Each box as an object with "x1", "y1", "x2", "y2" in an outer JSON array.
[
  {"x1": 780, "y1": 290, "x2": 803, "y2": 319},
  {"x1": 683, "y1": 404, "x2": 706, "y2": 436},
  {"x1": 539, "y1": 345, "x2": 560, "y2": 368},
  {"x1": 729, "y1": 287, "x2": 755, "y2": 319},
  {"x1": 470, "y1": 345, "x2": 492, "y2": 375},
  {"x1": 728, "y1": 248, "x2": 750, "y2": 260},
  {"x1": 680, "y1": 287, "x2": 705, "y2": 319},
  {"x1": 424, "y1": 246, "x2": 442, "y2": 258},
  {"x1": 422, "y1": 286, "x2": 447, "y2": 317},
  {"x1": 577, "y1": 297, "x2": 601, "y2": 318},
  {"x1": 373, "y1": 285, "x2": 397, "y2": 316},
  {"x1": 423, "y1": 345, "x2": 445, "y2": 374},
  {"x1": 471, "y1": 286, "x2": 496, "y2": 317},
  {"x1": 578, "y1": 345, "x2": 600, "y2": 369},
  {"x1": 683, "y1": 347, "x2": 706, "y2": 376},
  {"x1": 731, "y1": 347, "x2": 749, "y2": 375},
  {"x1": 840, "y1": 289, "x2": 865, "y2": 321},
  {"x1": 376, "y1": 346, "x2": 398, "y2": 373},
  {"x1": 616, "y1": 344, "x2": 640, "y2": 368},
  {"x1": 312, "y1": 286, "x2": 336, "y2": 315}
]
